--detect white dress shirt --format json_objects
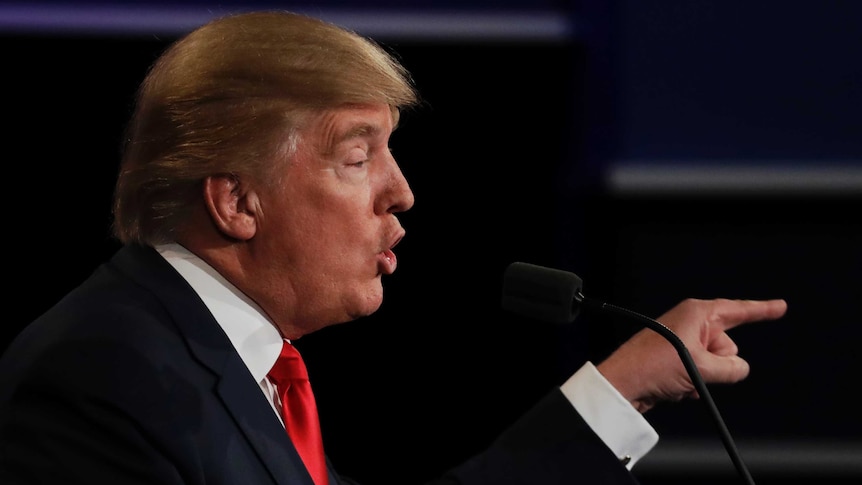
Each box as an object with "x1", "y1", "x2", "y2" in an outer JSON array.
[
  {"x1": 156, "y1": 243, "x2": 658, "y2": 469},
  {"x1": 156, "y1": 243, "x2": 285, "y2": 422}
]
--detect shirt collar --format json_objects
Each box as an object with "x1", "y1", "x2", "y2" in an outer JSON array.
[{"x1": 155, "y1": 243, "x2": 284, "y2": 383}]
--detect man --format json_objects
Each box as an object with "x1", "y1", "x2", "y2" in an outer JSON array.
[{"x1": 0, "y1": 10, "x2": 787, "y2": 485}]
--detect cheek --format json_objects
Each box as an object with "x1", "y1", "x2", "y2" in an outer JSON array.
[
  {"x1": 313, "y1": 183, "x2": 374, "y2": 227},
  {"x1": 290, "y1": 193, "x2": 372, "y2": 253},
  {"x1": 256, "y1": 189, "x2": 318, "y2": 255},
  {"x1": 266, "y1": 171, "x2": 376, "y2": 255},
  {"x1": 321, "y1": 204, "x2": 372, "y2": 246}
]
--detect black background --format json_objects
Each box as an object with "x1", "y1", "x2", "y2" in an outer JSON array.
[{"x1": 4, "y1": 2, "x2": 862, "y2": 484}]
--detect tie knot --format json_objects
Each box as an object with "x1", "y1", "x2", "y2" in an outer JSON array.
[{"x1": 268, "y1": 342, "x2": 309, "y2": 386}]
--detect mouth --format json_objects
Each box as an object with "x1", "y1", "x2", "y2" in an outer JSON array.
[{"x1": 378, "y1": 229, "x2": 405, "y2": 275}]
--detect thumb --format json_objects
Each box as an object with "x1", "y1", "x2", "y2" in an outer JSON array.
[{"x1": 699, "y1": 353, "x2": 751, "y2": 385}]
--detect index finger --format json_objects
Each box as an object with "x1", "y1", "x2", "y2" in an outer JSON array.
[{"x1": 713, "y1": 298, "x2": 788, "y2": 331}]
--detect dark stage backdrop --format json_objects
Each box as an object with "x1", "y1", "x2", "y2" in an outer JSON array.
[
  {"x1": 3, "y1": 28, "x2": 585, "y2": 485},
  {"x1": 4, "y1": 2, "x2": 862, "y2": 485}
]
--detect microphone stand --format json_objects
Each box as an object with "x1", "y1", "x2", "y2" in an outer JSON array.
[{"x1": 574, "y1": 292, "x2": 756, "y2": 485}]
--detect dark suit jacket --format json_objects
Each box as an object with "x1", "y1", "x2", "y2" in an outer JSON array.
[{"x1": 0, "y1": 244, "x2": 637, "y2": 484}]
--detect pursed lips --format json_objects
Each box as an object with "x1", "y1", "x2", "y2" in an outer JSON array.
[{"x1": 377, "y1": 228, "x2": 405, "y2": 275}]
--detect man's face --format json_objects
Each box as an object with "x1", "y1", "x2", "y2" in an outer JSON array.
[{"x1": 250, "y1": 103, "x2": 414, "y2": 337}]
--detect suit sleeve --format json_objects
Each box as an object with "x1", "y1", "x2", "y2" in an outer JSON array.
[{"x1": 426, "y1": 389, "x2": 640, "y2": 485}]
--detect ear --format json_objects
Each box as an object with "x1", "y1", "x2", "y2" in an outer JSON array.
[{"x1": 202, "y1": 174, "x2": 259, "y2": 241}]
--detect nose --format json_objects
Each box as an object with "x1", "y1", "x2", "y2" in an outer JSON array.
[{"x1": 379, "y1": 154, "x2": 414, "y2": 214}]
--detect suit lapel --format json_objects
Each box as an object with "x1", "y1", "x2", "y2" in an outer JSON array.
[
  {"x1": 108, "y1": 244, "x2": 318, "y2": 485},
  {"x1": 218, "y1": 355, "x2": 316, "y2": 485}
]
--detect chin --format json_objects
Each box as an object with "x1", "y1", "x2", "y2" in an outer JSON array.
[{"x1": 355, "y1": 285, "x2": 384, "y2": 317}]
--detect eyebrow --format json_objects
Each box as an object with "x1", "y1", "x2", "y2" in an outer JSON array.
[
  {"x1": 321, "y1": 108, "x2": 399, "y2": 157},
  {"x1": 328, "y1": 105, "x2": 401, "y2": 145},
  {"x1": 340, "y1": 123, "x2": 378, "y2": 142}
]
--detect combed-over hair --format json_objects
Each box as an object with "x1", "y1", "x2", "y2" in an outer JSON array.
[{"x1": 112, "y1": 10, "x2": 419, "y2": 245}]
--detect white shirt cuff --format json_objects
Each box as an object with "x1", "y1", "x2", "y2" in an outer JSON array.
[{"x1": 560, "y1": 361, "x2": 659, "y2": 469}]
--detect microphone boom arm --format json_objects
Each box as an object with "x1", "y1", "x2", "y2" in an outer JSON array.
[{"x1": 574, "y1": 291, "x2": 756, "y2": 485}]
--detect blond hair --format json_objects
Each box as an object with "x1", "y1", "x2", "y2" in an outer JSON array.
[{"x1": 112, "y1": 10, "x2": 419, "y2": 244}]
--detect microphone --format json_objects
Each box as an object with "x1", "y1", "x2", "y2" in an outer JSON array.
[
  {"x1": 500, "y1": 262, "x2": 584, "y2": 325},
  {"x1": 501, "y1": 261, "x2": 756, "y2": 485}
]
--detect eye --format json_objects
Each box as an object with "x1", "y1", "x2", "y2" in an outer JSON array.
[{"x1": 344, "y1": 146, "x2": 369, "y2": 169}]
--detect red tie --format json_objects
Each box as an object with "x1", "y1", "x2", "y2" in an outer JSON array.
[{"x1": 268, "y1": 341, "x2": 329, "y2": 485}]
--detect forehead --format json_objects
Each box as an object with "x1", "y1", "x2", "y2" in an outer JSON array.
[{"x1": 308, "y1": 104, "x2": 397, "y2": 153}]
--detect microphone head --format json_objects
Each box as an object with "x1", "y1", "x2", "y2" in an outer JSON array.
[{"x1": 501, "y1": 262, "x2": 582, "y2": 324}]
